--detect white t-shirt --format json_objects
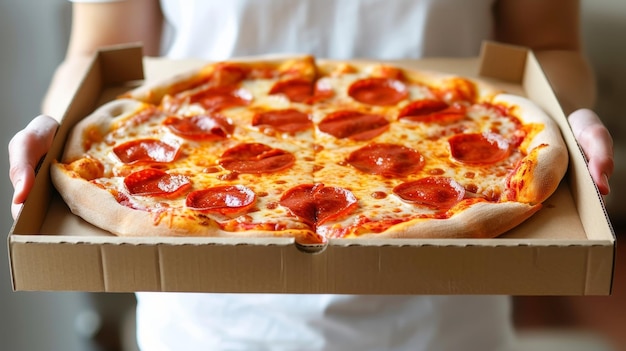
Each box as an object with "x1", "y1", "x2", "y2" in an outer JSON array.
[
  {"x1": 136, "y1": 293, "x2": 514, "y2": 351},
  {"x1": 74, "y1": 0, "x2": 516, "y2": 350},
  {"x1": 159, "y1": 0, "x2": 495, "y2": 60}
]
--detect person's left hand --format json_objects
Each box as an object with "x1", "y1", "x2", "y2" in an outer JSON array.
[
  {"x1": 568, "y1": 108, "x2": 614, "y2": 195},
  {"x1": 8, "y1": 115, "x2": 59, "y2": 219}
]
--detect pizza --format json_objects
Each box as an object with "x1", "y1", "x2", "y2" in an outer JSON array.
[{"x1": 50, "y1": 55, "x2": 568, "y2": 247}]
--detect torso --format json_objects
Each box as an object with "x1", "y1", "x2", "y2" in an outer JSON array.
[
  {"x1": 139, "y1": 1, "x2": 513, "y2": 350},
  {"x1": 136, "y1": 293, "x2": 514, "y2": 351}
]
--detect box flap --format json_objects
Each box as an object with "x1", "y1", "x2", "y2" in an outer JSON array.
[{"x1": 479, "y1": 41, "x2": 528, "y2": 82}]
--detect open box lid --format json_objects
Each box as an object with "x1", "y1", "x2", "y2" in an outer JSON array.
[{"x1": 8, "y1": 42, "x2": 615, "y2": 295}]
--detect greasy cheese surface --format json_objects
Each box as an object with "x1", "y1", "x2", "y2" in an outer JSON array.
[
  {"x1": 63, "y1": 58, "x2": 546, "y2": 239},
  {"x1": 88, "y1": 107, "x2": 315, "y2": 233}
]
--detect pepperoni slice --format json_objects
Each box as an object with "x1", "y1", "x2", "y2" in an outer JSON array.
[
  {"x1": 279, "y1": 183, "x2": 358, "y2": 226},
  {"x1": 219, "y1": 143, "x2": 296, "y2": 174},
  {"x1": 318, "y1": 110, "x2": 389, "y2": 141},
  {"x1": 449, "y1": 133, "x2": 510, "y2": 165},
  {"x1": 398, "y1": 100, "x2": 467, "y2": 124},
  {"x1": 186, "y1": 185, "x2": 256, "y2": 215},
  {"x1": 164, "y1": 114, "x2": 234, "y2": 140},
  {"x1": 252, "y1": 109, "x2": 312, "y2": 133},
  {"x1": 113, "y1": 139, "x2": 180, "y2": 164},
  {"x1": 346, "y1": 143, "x2": 424, "y2": 177},
  {"x1": 269, "y1": 78, "x2": 314, "y2": 103},
  {"x1": 348, "y1": 78, "x2": 408, "y2": 106},
  {"x1": 393, "y1": 177, "x2": 465, "y2": 210},
  {"x1": 124, "y1": 168, "x2": 191, "y2": 198},
  {"x1": 189, "y1": 86, "x2": 252, "y2": 111},
  {"x1": 211, "y1": 63, "x2": 249, "y2": 87}
]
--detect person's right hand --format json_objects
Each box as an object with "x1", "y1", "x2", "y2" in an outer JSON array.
[
  {"x1": 568, "y1": 109, "x2": 614, "y2": 195},
  {"x1": 8, "y1": 115, "x2": 59, "y2": 219}
]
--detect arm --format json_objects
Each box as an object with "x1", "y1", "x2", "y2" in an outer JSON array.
[
  {"x1": 43, "y1": 0, "x2": 163, "y2": 118},
  {"x1": 9, "y1": 0, "x2": 163, "y2": 219},
  {"x1": 67, "y1": 0, "x2": 163, "y2": 58},
  {"x1": 494, "y1": 0, "x2": 614, "y2": 195}
]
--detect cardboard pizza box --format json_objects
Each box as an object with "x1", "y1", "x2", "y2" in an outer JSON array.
[{"x1": 8, "y1": 42, "x2": 615, "y2": 295}]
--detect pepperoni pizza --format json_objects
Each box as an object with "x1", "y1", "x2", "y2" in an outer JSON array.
[{"x1": 50, "y1": 55, "x2": 568, "y2": 246}]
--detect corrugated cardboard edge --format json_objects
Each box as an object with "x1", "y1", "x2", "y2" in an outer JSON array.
[
  {"x1": 9, "y1": 235, "x2": 614, "y2": 294},
  {"x1": 8, "y1": 42, "x2": 616, "y2": 295}
]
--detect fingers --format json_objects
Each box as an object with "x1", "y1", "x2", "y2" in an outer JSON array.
[
  {"x1": 568, "y1": 109, "x2": 614, "y2": 195},
  {"x1": 8, "y1": 115, "x2": 59, "y2": 219}
]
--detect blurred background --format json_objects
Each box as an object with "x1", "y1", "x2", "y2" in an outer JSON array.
[{"x1": 1, "y1": 1, "x2": 625, "y2": 350}]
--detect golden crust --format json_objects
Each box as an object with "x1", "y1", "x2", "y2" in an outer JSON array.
[
  {"x1": 359, "y1": 201, "x2": 541, "y2": 239},
  {"x1": 493, "y1": 94, "x2": 568, "y2": 204}
]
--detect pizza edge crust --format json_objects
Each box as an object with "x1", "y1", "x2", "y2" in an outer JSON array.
[
  {"x1": 493, "y1": 93, "x2": 569, "y2": 204},
  {"x1": 358, "y1": 201, "x2": 541, "y2": 239}
]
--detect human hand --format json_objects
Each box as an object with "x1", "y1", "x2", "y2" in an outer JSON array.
[
  {"x1": 8, "y1": 115, "x2": 59, "y2": 219},
  {"x1": 568, "y1": 109, "x2": 614, "y2": 195}
]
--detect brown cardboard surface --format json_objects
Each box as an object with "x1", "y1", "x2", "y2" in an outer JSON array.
[{"x1": 8, "y1": 42, "x2": 615, "y2": 295}]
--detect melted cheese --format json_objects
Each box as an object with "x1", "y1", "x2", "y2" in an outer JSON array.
[{"x1": 65, "y1": 59, "x2": 544, "y2": 239}]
